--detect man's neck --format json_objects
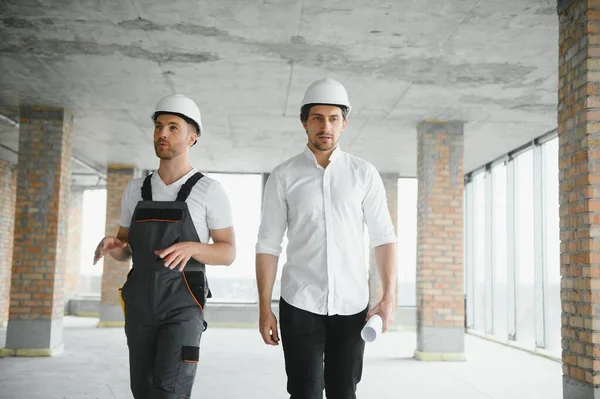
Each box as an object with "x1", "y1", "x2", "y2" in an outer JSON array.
[
  {"x1": 308, "y1": 143, "x2": 336, "y2": 168},
  {"x1": 157, "y1": 158, "x2": 193, "y2": 185}
]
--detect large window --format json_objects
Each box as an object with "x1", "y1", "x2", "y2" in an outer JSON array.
[
  {"x1": 473, "y1": 172, "x2": 486, "y2": 331},
  {"x1": 205, "y1": 173, "x2": 262, "y2": 303},
  {"x1": 543, "y1": 137, "x2": 561, "y2": 358},
  {"x1": 514, "y1": 149, "x2": 535, "y2": 349},
  {"x1": 78, "y1": 189, "x2": 106, "y2": 295},
  {"x1": 464, "y1": 132, "x2": 560, "y2": 360},
  {"x1": 492, "y1": 163, "x2": 508, "y2": 341},
  {"x1": 397, "y1": 178, "x2": 417, "y2": 306}
]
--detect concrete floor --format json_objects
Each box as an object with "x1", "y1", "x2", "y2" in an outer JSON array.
[{"x1": 0, "y1": 316, "x2": 561, "y2": 399}]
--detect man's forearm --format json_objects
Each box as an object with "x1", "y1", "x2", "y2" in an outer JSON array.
[
  {"x1": 373, "y1": 242, "x2": 397, "y2": 301},
  {"x1": 256, "y1": 253, "x2": 279, "y2": 311},
  {"x1": 190, "y1": 242, "x2": 236, "y2": 266}
]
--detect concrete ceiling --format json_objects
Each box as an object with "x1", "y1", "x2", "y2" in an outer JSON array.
[{"x1": 0, "y1": 0, "x2": 558, "y2": 185}]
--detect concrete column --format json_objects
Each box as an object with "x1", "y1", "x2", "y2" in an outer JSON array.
[
  {"x1": 414, "y1": 120, "x2": 464, "y2": 361},
  {"x1": 368, "y1": 173, "x2": 398, "y2": 305},
  {"x1": 98, "y1": 165, "x2": 134, "y2": 328},
  {"x1": 3, "y1": 106, "x2": 73, "y2": 357},
  {"x1": 558, "y1": 1, "x2": 600, "y2": 396},
  {"x1": 64, "y1": 189, "x2": 84, "y2": 301},
  {"x1": 0, "y1": 160, "x2": 17, "y2": 328}
]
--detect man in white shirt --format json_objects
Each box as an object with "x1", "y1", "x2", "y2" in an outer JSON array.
[
  {"x1": 92, "y1": 94, "x2": 236, "y2": 398},
  {"x1": 255, "y1": 78, "x2": 397, "y2": 399}
]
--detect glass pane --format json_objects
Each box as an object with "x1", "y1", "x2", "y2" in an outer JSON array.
[
  {"x1": 397, "y1": 178, "x2": 417, "y2": 306},
  {"x1": 515, "y1": 149, "x2": 536, "y2": 349},
  {"x1": 473, "y1": 172, "x2": 486, "y2": 332},
  {"x1": 543, "y1": 137, "x2": 561, "y2": 358},
  {"x1": 79, "y1": 189, "x2": 107, "y2": 295},
  {"x1": 492, "y1": 163, "x2": 508, "y2": 341},
  {"x1": 206, "y1": 173, "x2": 262, "y2": 303}
]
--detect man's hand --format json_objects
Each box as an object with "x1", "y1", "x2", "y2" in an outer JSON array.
[
  {"x1": 366, "y1": 296, "x2": 395, "y2": 333},
  {"x1": 155, "y1": 242, "x2": 197, "y2": 272},
  {"x1": 259, "y1": 308, "x2": 280, "y2": 346},
  {"x1": 93, "y1": 236, "x2": 127, "y2": 265}
]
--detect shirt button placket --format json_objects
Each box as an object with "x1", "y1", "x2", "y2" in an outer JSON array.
[{"x1": 323, "y1": 168, "x2": 335, "y2": 315}]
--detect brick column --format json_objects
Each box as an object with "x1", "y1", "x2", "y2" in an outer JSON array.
[
  {"x1": 98, "y1": 165, "x2": 134, "y2": 328},
  {"x1": 414, "y1": 120, "x2": 464, "y2": 361},
  {"x1": 368, "y1": 173, "x2": 398, "y2": 304},
  {"x1": 0, "y1": 160, "x2": 17, "y2": 327},
  {"x1": 3, "y1": 107, "x2": 72, "y2": 357},
  {"x1": 558, "y1": 1, "x2": 600, "y2": 396},
  {"x1": 64, "y1": 189, "x2": 84, "y2": 301}
]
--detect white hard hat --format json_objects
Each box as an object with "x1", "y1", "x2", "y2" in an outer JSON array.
[
  {"x1": 300, "y1": 78, "x2": 351, "y2": 116},
  {"x1": 153, "y1": 94, "x2": 203, "y2": 135}
]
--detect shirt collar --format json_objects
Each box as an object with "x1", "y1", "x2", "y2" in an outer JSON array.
[{"x1": 302, "y1": 144, "x2": 343, "y2": 167}]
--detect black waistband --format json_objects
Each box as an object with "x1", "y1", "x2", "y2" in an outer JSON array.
[{"x1": 131, "y1": 264, "x2": 206, "y2": 273}]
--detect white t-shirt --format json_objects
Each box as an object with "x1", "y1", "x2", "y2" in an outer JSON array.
[{"x1": 120, "y1": 168, "x2": 233, "y2": 243}]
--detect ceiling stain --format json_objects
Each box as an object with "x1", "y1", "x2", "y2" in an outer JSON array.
[{"x1": 0, "y1": 37, "x2": 219, "y2": 63}]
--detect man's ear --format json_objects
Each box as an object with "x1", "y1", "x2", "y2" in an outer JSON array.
[{"x1": 189, "y1": 131, "x2": 198, "y2": 147}]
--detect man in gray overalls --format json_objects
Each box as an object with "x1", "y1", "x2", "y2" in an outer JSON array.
[{"x1": 93, "y1": 94, "x2": 236, "y2": 399}]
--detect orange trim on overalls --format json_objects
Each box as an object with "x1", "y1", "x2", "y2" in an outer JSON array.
[
  {"x1": 136, "y1": 218, "x2": 180, "y2": 223},
  {"x1": 182, "y1": 273, "x2": 204, "y2": 313}
]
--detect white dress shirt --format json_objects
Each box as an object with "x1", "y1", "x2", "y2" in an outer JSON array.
[{"x1": 256, "y1": 145, "x2": 397, "y2": 316}]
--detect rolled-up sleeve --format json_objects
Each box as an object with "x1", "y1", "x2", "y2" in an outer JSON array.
[
  {"x1": 256, "y1": 170, "x2": 287, "y2": 256},
  {"x1": 363, "y1": 164, "x2": 397, "y2": 248}
]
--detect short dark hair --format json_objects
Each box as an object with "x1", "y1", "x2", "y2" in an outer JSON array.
[
  {"x1": 300, "y1": 104, "x2": 349, "y2": 123},
  {"x1": 152, "y1": 111, "x2": 200, "y2": 135}
]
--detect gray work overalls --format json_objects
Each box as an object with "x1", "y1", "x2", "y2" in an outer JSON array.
[{"x1": 120, "y1": 172, "x2": 210, "y2": 399}]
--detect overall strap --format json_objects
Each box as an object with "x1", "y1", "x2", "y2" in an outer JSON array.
[
  {"x1": 141, "y1": 173, "x2": 153, "y2": 201},
  {"x1": 176, "y1": 172, "x2": 204, "y2": 202}
]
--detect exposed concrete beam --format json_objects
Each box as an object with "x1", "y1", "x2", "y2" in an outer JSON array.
[{"x1": 72, "y1": 157, "x2": 107, "y2": 181}]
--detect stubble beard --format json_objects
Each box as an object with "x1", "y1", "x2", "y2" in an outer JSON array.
[{"x1": 310, "y1": 136, "x2": 337, "y2": 152}]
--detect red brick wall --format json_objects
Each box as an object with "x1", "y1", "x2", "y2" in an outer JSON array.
[
  {"x1": 416, "y1": 121, "x2": 464, "y2": 329},
  {"x1": 559, "y1": 0, "x2": 600, "y2": 387},
  {"x1": 0, "y1": 160, "x2": 17, "y2": 325},
  {"x1": 100, "y1": 165, "x2": 134, "y2": 307},
  {"x1": 9, "y1": 107, "x2": 72, "y2": 321},
  {"x1": 64, "y1": 189, "x2": 84, "y2": 301}
]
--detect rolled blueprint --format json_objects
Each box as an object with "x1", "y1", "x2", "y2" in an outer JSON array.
[{"x1": 361, "y1": 314, "x2": 383, "y2": 343}]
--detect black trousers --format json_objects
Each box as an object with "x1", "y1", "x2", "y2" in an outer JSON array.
[{"x1": 279, "y1": 297, "x2": 368, "y2": 399}]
